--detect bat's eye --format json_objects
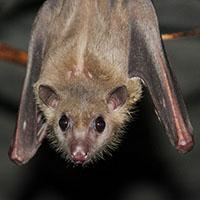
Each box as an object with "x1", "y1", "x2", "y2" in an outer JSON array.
[
  {"x1": 95, "y1": 116, "x2": 106, "y2": 133},
  {"x1": 59, "y1": 115, "x2": 69, "y2": 132}
]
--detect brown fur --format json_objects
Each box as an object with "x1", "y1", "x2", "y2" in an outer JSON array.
[{"x1": 34, "y1": 0, "x2": 142, "y2": 164}]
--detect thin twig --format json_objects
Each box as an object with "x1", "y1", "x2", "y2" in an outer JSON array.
[
  {"x1": 0, "y1": 29, "x2": 200, "y2": 66},
  {"x1": 162, "y1": 28, "x2": 200, "y2": 40},
  {"x1": 0, "y1": 43, "x2": 27, "y2": 65}
]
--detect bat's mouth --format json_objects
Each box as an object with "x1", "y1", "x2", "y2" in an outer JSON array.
[{"x1": 71, "y1": 152, "x2": 88, "y2": 165}]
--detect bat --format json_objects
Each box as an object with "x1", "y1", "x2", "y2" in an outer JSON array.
[{"x1": 9, "y1": 0, "x2": 194, "y2": 165}]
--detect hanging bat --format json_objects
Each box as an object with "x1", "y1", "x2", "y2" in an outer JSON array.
[{"x1": 9, "y1": 0, "x2": 194, "y2": 165}]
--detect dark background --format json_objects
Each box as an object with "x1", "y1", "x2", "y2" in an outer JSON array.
[{"x1": 0, "y1": 1, "x2": 200, "y2": 200}]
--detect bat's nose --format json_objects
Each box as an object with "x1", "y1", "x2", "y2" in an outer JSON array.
[
  {"x1": 72, "y1": 151, "x2": 88, "y2": 164},
  {"x1": 70, "y1": 140, "x2": 89, "y2": 164}
]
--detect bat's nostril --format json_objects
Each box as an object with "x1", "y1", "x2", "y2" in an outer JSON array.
[{"x1": 71, "y1": 151, "x2": 88, "y2": 164}]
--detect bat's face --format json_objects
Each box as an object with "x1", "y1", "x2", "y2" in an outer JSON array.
[
  {"x1": 51, "y1": 109, "x2": 115, "y2": 165},
  {"x1": 34, "y1": 78, "x2": 142, "y2": 165}
]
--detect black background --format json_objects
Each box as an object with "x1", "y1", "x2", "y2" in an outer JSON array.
[{"x1": 0, "y1": 1, "x2": 200, "y2": 200}]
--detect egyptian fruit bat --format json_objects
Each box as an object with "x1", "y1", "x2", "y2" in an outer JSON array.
[{"x1": 9, "y1": 0, "x2": 194, "y2": 165}]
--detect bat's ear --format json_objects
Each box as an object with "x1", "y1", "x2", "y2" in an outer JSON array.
[
  {"x1": 107, "y1": 86, "x2": 128, "y2": 111},
  {"x1": 9, "y1": 0, "x2": 59, "y2": 165},
  {"x1": 127, "y1": 0, "x2": 193, "y2": 153},
  {"x1": 38, "y1": 85, "x2": 60, "y2": 108}
]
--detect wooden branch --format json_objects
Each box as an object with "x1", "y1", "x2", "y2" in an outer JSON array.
[
  {"x1": 0, "y1": 43, "x2": 27, "y2": 66},
  {"x1": 162, "y1": 28, "x2": 200, "y2": 40},
  {"x1": 0, "y1": 29, "x2": 200, "y2": 66}
]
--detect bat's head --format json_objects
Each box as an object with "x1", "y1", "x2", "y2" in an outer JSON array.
[{"x1": 34, "y1": 75, "x2": 141, "y2": 165}]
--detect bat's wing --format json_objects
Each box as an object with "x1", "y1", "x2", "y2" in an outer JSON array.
[
  {"x1": 127, "y1": 0, "x2": 194, "y2": 153},
  {"x1": 9, "y1": 0, "x2": 58, "y2": 165}
]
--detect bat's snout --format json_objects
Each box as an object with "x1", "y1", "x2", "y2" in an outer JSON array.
[
  {"x1": 71, "y1": 151, "x2": 88, "y2": 165},
  {"x1": 70, "y1": 140, "x2": 89, "y2": 165}
]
